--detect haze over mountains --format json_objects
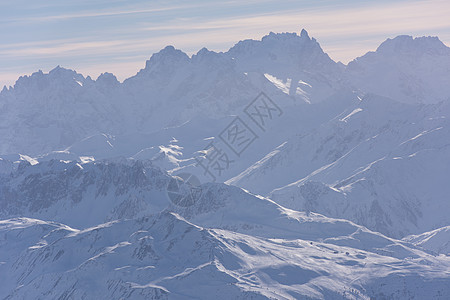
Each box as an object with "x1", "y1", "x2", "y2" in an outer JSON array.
[{"x1": 1, "y1": 30, "x2": 450, "y2": 299}]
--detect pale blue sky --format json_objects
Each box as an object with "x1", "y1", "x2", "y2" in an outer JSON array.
[{"x1": 1, "y1": 0, "x2": 450, "y2": 87}]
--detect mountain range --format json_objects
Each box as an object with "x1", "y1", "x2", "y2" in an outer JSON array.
[{"x1": 1, "y1": 29, "x2": 450, "y2": 299}]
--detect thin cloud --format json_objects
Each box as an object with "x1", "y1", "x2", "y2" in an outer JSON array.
[
  {"x1": 14, "y1": 6, "x2": 186, "y2": 22},
  {"x1": 4, "y1": 0, "x2": 448, "y2": 60},
  {"x1": 7, "y1": 0, "x2": 249, "y2": 23},
  {"x1": 139, "y1": 0, "x2": 450, "y2": 41}
]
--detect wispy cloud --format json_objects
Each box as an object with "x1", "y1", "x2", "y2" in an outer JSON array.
[
  {"x1": 6, "y1": 0, "x2": 255, "y2": 23},
  {"x1": 12, "y1": 5, "x2": 188, "y2": 23},
  {"x1": 139, "y1": 0, "x2": 450, "y2": 45}
]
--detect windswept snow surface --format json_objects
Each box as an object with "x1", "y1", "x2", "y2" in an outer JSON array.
[
  {"x1": 1, "y1": 30, "x2": 450, "y2": 299},
  {"x1": 1, "y1": 161, "x2": 450, "y2": 299}
]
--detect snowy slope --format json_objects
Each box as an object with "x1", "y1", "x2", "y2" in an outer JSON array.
[
  {"x1": 2, "y1": 159, "x2": 449, "y2": 298},
  {"x1": 0, "y1": 158, "x2": 439, "y2": 254},
  {"x1": 404, "y1": 226, "x2": 450, "y2": 255},
  {"x1": 0, "y1": 159, "x2": 171, "y2": 228},
  {"x1": 1, "y1": 199, "x2": 450, "y2": 299},
  {"x1": 231, "y1": 96, "x2": 450, "y2": 238}
]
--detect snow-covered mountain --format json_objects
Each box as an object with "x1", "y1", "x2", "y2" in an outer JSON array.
[
  {"x1": 0, "y1": 159, "x2": 170, "y2": 228},
  {"x1": 227, "y1": 29, "x2": 344, "y2": 103},
  {"x1": 345, "y1": 35, "x2": 450, "y2": 104},
  {"x1": 2, "y1": 213, "x2": 449, "y2": 299},
  {"x1": 1, "y1": 30, "x2": 450, "y2": 299},
  {"x1": 0, "y1": 29, "x2": 348, "y2": 156},
  {"x1": 232, "y1": 96, "x2": 450, "y2": 238},
  {"x1": 1, "y1": 160, "x2": 450, "y2": 299}
]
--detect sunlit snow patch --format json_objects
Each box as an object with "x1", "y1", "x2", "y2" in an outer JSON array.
[
  {"x1": 264, "y1": 73, "x2": 291, "y2": 95},
  {"x1": 19, "y1": 154, "x2": 38, "y2": 165},
  {"x1": 340, "y1": 108, "x2": 363, "y2": 122},
  {"x1": 79, "y1": 156, "x2": 95, "y2": 164}
]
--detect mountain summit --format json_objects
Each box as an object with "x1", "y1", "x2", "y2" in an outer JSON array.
[
  {"x1": 377, "y1": 35, "x2": 450, "y2": 55},
  {"x1": 346, "y1": 35, "x2": 450, "y2": 103}
]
